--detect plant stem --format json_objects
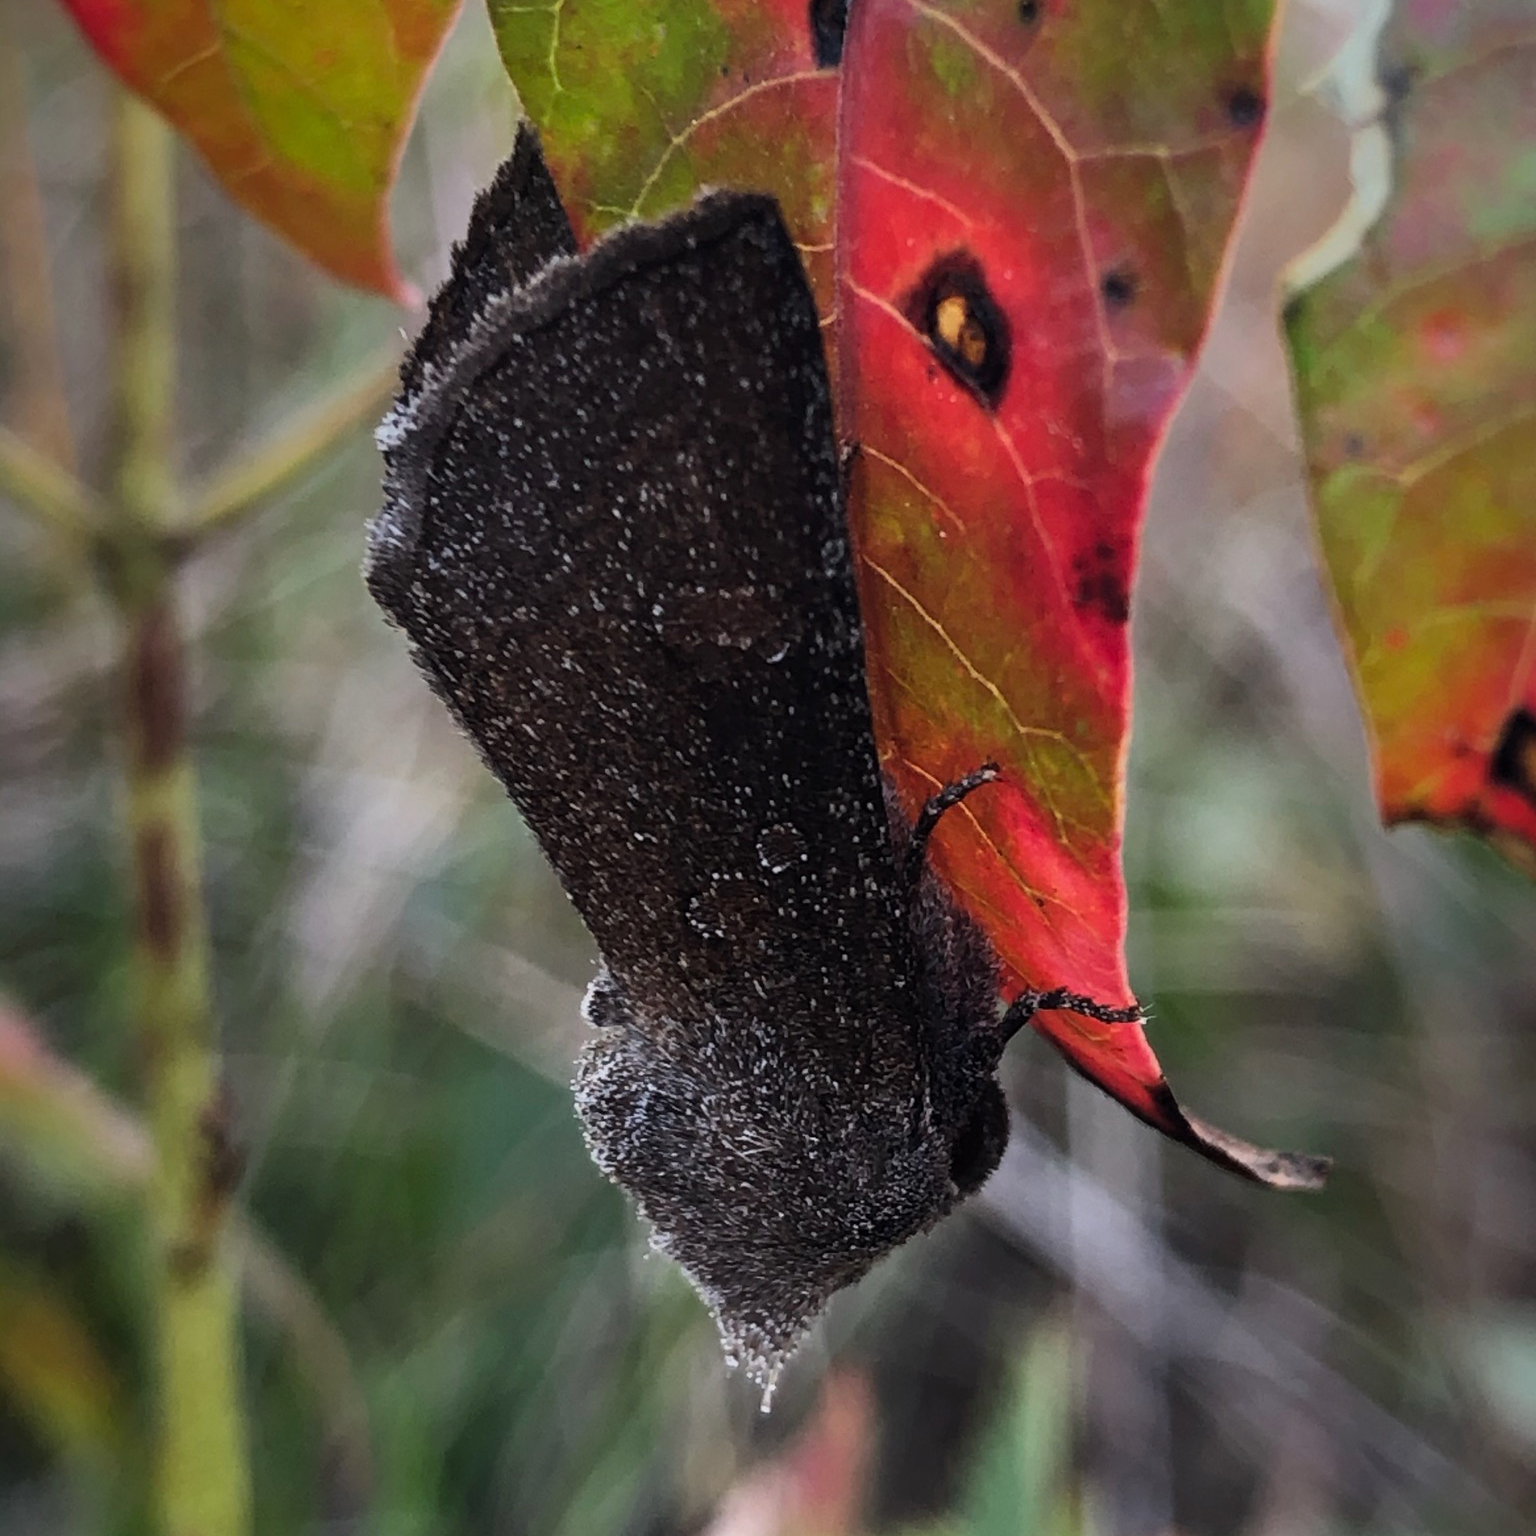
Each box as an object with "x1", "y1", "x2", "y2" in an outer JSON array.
[
  {"x1": 0, "y1": 425, "x2": 104, "y2": 542},
  {"x1": 0, "y1": 18, "x2": 75, "y2": 467},
  {"x1": 183, "y1": 345, "x2": 402, "y2": 539},
  {"x1": 0, "y1": 1000, "x2": 374, "y2": 1520},
  {"x1": 107, "y1": 92, "x2": 252, "y2": 1536}
]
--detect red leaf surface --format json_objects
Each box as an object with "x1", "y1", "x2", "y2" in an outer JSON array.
[
  {"x1": 839, "y1": 0, "x2": 1323, "y2": 1185},
  {"x1": 486, "y1": 0, "x2": 840, "y2": 316},
  {"x1": 1286, "y1": 13, "x2": 1536, "y2": 876},
  {"x1": 486, "y1": 1, "x2": 1326, "y2": 1185},
  {"x1": 61, "y1": 0, "x2": 461, "y2": 298}
]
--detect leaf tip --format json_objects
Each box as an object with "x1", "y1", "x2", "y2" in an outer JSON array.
[{"x1": 1174, "y1": 1098, "x2": 1331, "y2": 1191}]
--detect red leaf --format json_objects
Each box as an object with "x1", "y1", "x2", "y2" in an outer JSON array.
[
  {"x1": 838, "y1": 0, "x2": 1324, "y2": 1186},
  {"x1": 486, "y1": 0, "x2": 1326, "y2": 1186},
  {"x1": 61, "y1": 0, "x2": 461, "y2": 299}
]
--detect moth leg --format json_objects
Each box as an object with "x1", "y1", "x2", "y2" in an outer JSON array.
[
  {"x1": 999, "y1": 987, "x2": 1144, "y2": 1046},
  {"x1": 837, "y1": 439, "x2": 862, "y2": 492},
  {"x1": 902, "y1": 762, "x2": 1000, "y2": 891}
]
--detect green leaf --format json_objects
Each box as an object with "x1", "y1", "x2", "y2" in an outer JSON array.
[
  {"x1": 61, "y1": 0, "x2": 463, "y2": 297},
  {"x1": 486, "y1": 0, "x2": 840, "y2": 313},
  {"x1": 1286, "y1": 12, "x2": 1536, "y2": 875}
]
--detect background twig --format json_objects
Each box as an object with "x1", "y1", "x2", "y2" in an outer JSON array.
[
  {"x1": 106, "y1": 92, "x2": 252, "y2": 1536},
  {"x1": 0, "y1": 426, "x2": 103, "y2": 542},
  {"x1": 183, "y1": 346, "x2": 402, "y2": 540}
]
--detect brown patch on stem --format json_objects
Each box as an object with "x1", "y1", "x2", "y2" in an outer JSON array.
[
  {"x1": 165, "y1": 1097, "x2": 244, "y2": 1282},
  {"x1": 200, "y1": 1088, "x2": 246, "y2": 1200},
  {"x1": 136, "y1": 821, "x2": 180, "y2": 960},
  {"x1": 166, "y1": 1240, "x2": 207, "y2": 1282},
  {"x1": 128, "y1": 599, "x2": 184, "y2": 772}
]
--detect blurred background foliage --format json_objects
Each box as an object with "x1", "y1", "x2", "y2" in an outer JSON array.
[{"x1": 2, "y1": 1, "x2": 1535, "y2": 1533}]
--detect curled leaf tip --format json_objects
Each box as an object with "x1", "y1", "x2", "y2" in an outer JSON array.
[
  {"x1": 1171, "y1": 1096, "x2": 1331, "y2": 1192},
  {"x1": 1058, "y1": 1051, "x2": 1331, "y2": 1190}
]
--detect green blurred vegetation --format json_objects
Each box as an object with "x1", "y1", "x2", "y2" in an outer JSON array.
[{"x1": 2, "y1": 3, "x2": 1535, "y2": 1534}]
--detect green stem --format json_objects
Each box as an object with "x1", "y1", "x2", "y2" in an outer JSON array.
[
  {"x1": 183, "y1": 346, "x2": 401, "y2": 539},
  {"x1": 107, "y1": 93, "x2": 251, "y2": 1536},
  {"x1": 0, "y1": 425, "x2": 104, "y2": 542},
  {"x1": 0, "y1": 18, "x2": 76, "y2": 468},
  {"x1": 0, "y1": 1002, "x2": 374, "y2": 1519}
]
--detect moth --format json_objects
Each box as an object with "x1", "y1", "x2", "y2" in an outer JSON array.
[{"x1": 366, "y1": 127, "x2": 1139, "y2": 1384}]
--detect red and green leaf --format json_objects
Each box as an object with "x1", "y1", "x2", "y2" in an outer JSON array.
[
  {"x1": 64, "y1": 0, "x2": 1328, "y2": 1180},
  {"x1": 60, "y1": 0, "x2": 461, "y2": 299},
  {"x1": 1286, "y1": 15, "x2": 1536, "y2": 876},
  {"x1": 487, "y1": 0, "x2": 1321, "y2": 1184},
  {"x1": 839, "y1": 0, "x2": 1321, "y2": 1185},
  {"x1": 485, "y1": 0, "x2": 840, "y2": 315}
]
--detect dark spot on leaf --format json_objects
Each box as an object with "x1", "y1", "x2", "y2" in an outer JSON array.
[
  {"x1": 1225, "y1": 85, "x2": 1265, "y2": 128},
  {"x1": 904, "y1": 253, "x2": 1012, "y2": 410},
  {"x1": 1490, "y1": 708, "x2": 1536, "y2": 806},
  {"x1": 1343, "y1": 433, "x2": 1366, "y2": 459},
  {"x1": 810, "y1": 0, "x2": 849, "y2": 67},
  {"x1": 837, "y1": 440, "x2": 861, "y2": 502},
  {"x1": 1379, "y1": 59, "x2": 1420, "y2": 141},
  {"x1": 1380, "y1": 60, "x2": 1418, "y2": 107},
  {"x1": 1072, "y1": 541, "x2": 1129, "y2": 624},
  {"x1": 1101, "y1": 265, "x2": 1137, "y2": 310},
  {"x1": 1017, "y1": 0, "x2": 1042, "y2": 24}
]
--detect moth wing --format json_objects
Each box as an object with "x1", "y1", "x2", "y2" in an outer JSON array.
[
  {"x1": 368, "y1": 189, "x2": 914, "y2": 1041},
  {"x1": 398, "y1": 123, "x2": 577, "y2": 398}
]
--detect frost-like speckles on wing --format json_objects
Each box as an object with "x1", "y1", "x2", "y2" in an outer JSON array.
[{"x1": 365, "y1": 125, "x2": 1012, "y2": 1386}]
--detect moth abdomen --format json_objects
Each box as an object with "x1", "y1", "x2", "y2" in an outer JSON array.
[
  {"x1": 567, "y1": 777, "x2": 1014, "y2": 1381},
  {"x1": 572, "y1": 994, "x2": 954, "y2": 1377}
]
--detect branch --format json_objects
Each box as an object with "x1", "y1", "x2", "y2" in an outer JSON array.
[
  {"x1": 0, "y1": 427, "x2": 103, "y2": 542},
  {"x1": 0, "y1": 1000, "x2": 373, "y2": 1518},
  {"x1": 107, "y1": 93, "x2": 251, "y2": 1536},
  {"x1": 183, "y1": 346, "x2": 401, "y2": 539},
  {"x1": 0, "y1": 433, "x2": 105, "y2": 546},
  {"x1": 0, "y1": 20, "x2": 76, "y2": 469}
]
